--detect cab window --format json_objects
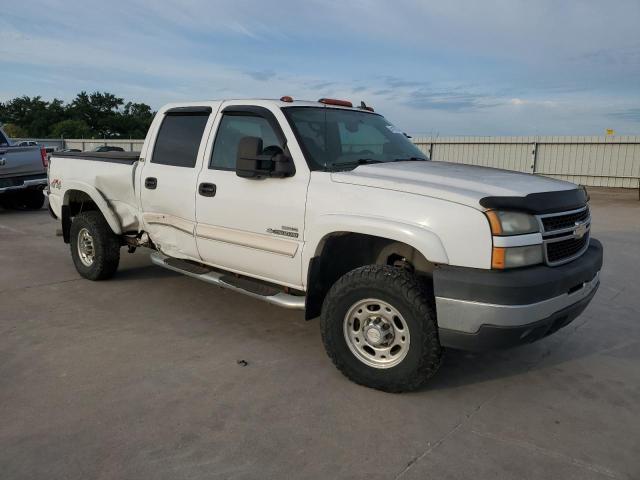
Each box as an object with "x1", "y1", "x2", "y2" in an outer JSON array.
[
  {"x1": 210, "y1": 115, "x2": 283, "y2": 170},
  {"x1": 151, "y1": 113, "x2": 209, "y2": 168}
]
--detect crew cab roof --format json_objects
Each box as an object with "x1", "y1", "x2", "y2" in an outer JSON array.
[{"x1": 157, "y1": 99, "x2": 378, "y2": 114}]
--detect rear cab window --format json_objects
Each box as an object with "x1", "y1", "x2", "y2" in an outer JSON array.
[
  {"x1": 151, "y1": 112, "x2": 210, "y2": 168},
  {"x1": 0, "y1": 129, "x2": 8, "y2": 147}
]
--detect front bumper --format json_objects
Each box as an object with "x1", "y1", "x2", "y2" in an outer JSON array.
[
  {"x1": 0, "y1": 174, "x2": 47, "y2": 194},
  {"x1": 434, "y1": 238, "x2": 603, "y2": 351}
]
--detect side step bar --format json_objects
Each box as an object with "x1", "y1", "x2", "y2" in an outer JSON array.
[{"x1": 150, "y1": 252, "x2": 305, "y2": 310}]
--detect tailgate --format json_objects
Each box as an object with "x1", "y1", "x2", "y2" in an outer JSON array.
[{"x1": 0, "y1": 146, "x2": 45, "y2": 178}]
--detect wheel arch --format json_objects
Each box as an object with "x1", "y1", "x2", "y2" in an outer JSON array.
[
  {"x1": 303, "y1": 216, "x2": 449, "y2": 320},
  {"x1": 61, "y1": 182, "x2": 122, "y2": 243}
]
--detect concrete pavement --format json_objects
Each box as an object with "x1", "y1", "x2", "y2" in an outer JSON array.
[{"x1": 0, "y1": 188, "x2": 638, "y2": 479}]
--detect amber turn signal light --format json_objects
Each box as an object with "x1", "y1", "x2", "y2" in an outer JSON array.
[
  {"x1": 492, "y1": 247, "x2": 506, "y2": 269},
  {"x1": 485, "y1": 210, "x2": 503, "y2": 235}
]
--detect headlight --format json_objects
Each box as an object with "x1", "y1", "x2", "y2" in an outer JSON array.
[
  {"x1": 485, "y1": 210, "x2": 543, "y2": 269},
  {"x1": 492, "y1": 245, "x2": 544, "y2": 269},
  {"x1": 485, "y1": 210, "x2": 539, "y2": 236}
]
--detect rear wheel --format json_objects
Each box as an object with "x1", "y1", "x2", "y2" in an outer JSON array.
[
  {"x1": 70, "y1": 211, "x2": 121, "y2": 280},
  {"x1": 0, "y1": 194, "x2": 11, "y2": 209},
  {"x1": 320, "y1": 265, "x2": 442, "y2": 392}
]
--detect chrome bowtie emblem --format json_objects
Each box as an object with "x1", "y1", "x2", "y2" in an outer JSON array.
[{"x1": 574, "y1": 221, "x2": 587, "y2": 239}]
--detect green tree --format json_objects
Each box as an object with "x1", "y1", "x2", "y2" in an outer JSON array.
[
  {"x1": 117, "y1": 102, "x2": 155, "y2": 138},
  {"x1": 0, "y1": 96, "x2": 67, "y2": 137},
  {"x1": 69, "y1": 91, "x2": 124, "y2": 137},
  {"x1": 50, "y1": 119, "x2": 93, "y2": 138},
  {"x1": 1, "y1": 123, "x2": 28, "y2": 138},
  {"x1": 0, "y1": 91, "x2": 155, "y2": 138}
]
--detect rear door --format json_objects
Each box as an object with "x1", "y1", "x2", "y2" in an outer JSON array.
[
  {"x1": 139, "y1": 106, "x2": 217, "y2": 261},
  {"x1": 194, "y1": 104, "x2": 309, "y2": 288}
]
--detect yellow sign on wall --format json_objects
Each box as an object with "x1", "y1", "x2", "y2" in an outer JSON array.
[{"x1": 606, "y1": 129, "x2": 615, "y2": 135}]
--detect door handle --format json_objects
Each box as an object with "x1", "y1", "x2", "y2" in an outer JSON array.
[
  {"x1": 198, "y1": 182, "x2": 216, "y2": 197},
  {"x1": 145, "y1": 177, "x2": 157, "y2": 189}
]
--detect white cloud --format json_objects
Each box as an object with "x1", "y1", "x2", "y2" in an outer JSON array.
[{"x1": 1, "y1": 0, "x2": 639, "y2": 134}]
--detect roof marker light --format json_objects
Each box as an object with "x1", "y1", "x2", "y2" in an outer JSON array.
[
  {"x1": 318, "y1": 98, "x2": 353, "y2": 108},
  {"x1": 280, "y1": 96, "x2": 294, "y2": 102}
]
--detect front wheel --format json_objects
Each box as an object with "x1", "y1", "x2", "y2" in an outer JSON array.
[
  {"x1": 70, "y1": 211, "x2": 121, "y2": 280},
  {"x1": 320, "y1": 265, "x2": 442, "y2": 392}
]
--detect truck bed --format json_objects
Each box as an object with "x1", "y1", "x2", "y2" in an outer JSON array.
[{"x1": 48, "y1": 151, "x2": 142, "y2": 233}]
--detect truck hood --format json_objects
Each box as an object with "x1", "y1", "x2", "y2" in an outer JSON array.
[{"x1": 331, "y1": 161, "x2": 577, "y2": 210}]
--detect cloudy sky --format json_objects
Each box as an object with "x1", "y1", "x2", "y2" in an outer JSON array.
[{"x1": 1, "y1": 0, "x2": 639, "y2": 135}]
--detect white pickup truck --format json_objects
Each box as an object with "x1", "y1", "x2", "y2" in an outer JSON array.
[{"x1": 47, "y1": 97, "x2": 602, "y2": 392}]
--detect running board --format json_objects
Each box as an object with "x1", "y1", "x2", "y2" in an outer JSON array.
[{"x1": 149, "y1": 252, "x2": 305, "y2": 310}]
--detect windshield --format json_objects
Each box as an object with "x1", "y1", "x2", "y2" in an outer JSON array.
[{"x1": 283, "y1": 107, "x2": 428, "y2": 171}]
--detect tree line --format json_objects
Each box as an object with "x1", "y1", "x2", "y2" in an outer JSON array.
[{"x1": 0, "y1": 92, "x2": 155, "y2": 139}]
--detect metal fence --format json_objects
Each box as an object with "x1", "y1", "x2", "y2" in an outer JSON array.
[
  {"x1": 10, "y1": 138, "x2": 144, "y2": 152},
  {"x1": 412, "y1": 136, "x2": 640, "y2": 191},
  {"x1": 11, "y1": 135, "x2": 640, "y2": 193}
]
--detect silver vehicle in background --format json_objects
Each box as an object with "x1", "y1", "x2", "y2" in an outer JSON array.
[{"x1": 0, "y1": 126, "x2": 48, "y2": 209}]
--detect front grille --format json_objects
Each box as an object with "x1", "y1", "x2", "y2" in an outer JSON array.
[
  {"x1": 541, "y1": 207, "x2": 589, "y2": 232},
  {"x1": 537, "y1": 206, "x2": 591, "y2": 266},
  {"x1": 546, "y1": 234, "x2": 589, "y2": 263}
]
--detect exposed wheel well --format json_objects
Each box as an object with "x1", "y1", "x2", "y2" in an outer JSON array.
[
  {"x1": 61, "y1": 190, "x2": 101, "y2": 243},
  {"x1": 305, "y1": 232, "x2": 436, "y2": 320}
]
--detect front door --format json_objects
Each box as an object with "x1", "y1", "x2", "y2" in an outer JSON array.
[
  {"x1": 139, "y1": 108, "x2": 212, "y2": 261},
  {"x1": 195, "y1": 106, "x2": 309, "y2": 289}
]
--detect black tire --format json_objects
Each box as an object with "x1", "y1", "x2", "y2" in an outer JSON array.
[
  {"x1": 320, "y1": 265, "x2": 442, "y2": 392},
  {"x1": 0, "y1": 192, "x2": 20, "y2": 209},
  {"x1": 19, "y1": 189, "x2": 45, "y2": 210},
  {"x1": 70, "y1": 211, "x2": 121, "y2": 280},
  {"x1": 0, "y1": 194, "x2": 11, "y2": 209}
]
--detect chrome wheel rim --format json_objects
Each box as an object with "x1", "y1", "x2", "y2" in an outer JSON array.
[
  {"x1": 77, "y1": 228, "x2": 95, "y2": 267},
  {"x1": 343, "y1": 298, "x2": 410, "y2": 369}
]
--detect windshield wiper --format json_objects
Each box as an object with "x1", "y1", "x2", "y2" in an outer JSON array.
[
  {"x1": 392, "y1": 157, "x2": 427, "y2": 162},
  {"x1": 331, "y1": 158, "x2": 384, "y2": 169}
]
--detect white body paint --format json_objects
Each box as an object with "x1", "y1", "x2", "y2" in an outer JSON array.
[{"x1": 48, "y1": 99, "x2": 580, "y2": 291}]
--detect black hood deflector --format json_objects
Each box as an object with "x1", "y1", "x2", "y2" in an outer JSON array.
[{"x1": 480, "y1": 188, "x2": 588, "y2": 214}]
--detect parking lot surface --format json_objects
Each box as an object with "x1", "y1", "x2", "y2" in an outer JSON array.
[{"x1": 1, "y1": 188, "x2": 638, "y2": 480}]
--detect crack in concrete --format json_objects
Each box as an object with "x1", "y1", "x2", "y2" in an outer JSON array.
[
  {"x1": 394, "y1": 313, "x2": 602, "y2": 479},
  {"x1": 0, "y1": 278, "x2": 81, "y2": 295},
  {"x1": 470, "y1": 429, "x2": 624, "y2": 479},
  {"x1": 394, "y1": 396, "x2": 495, "y2": 479}
]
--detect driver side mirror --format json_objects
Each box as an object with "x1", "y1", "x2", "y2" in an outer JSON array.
[{"x1": 236, "y1": 136, "x2": 295, "y2": 179}]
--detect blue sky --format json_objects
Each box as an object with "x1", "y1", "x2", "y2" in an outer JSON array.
[{"x1": 1, "y1": 0, "x2": 639, "y2": 135}]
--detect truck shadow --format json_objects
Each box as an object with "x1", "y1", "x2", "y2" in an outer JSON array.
[
  {"x1": 0, "y1": 206, "x2": 48, "y2": 216},
  {"x1": 115, "y1": 264, "x2": 179, "y2": 281},
  {"x1": 422, "y1": 334, "x2": 590, "y2": 392},
  {"x1": 109, "y1": 261, "x2": 601, "y2": 392}
]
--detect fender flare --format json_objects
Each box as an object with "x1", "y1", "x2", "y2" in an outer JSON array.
[
  {"x1": 61, "y1": 181, "x2": 123, "y2": 235},
  {"x1": 301, "y1": 213, "x2": 449, "y2": 285}
]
